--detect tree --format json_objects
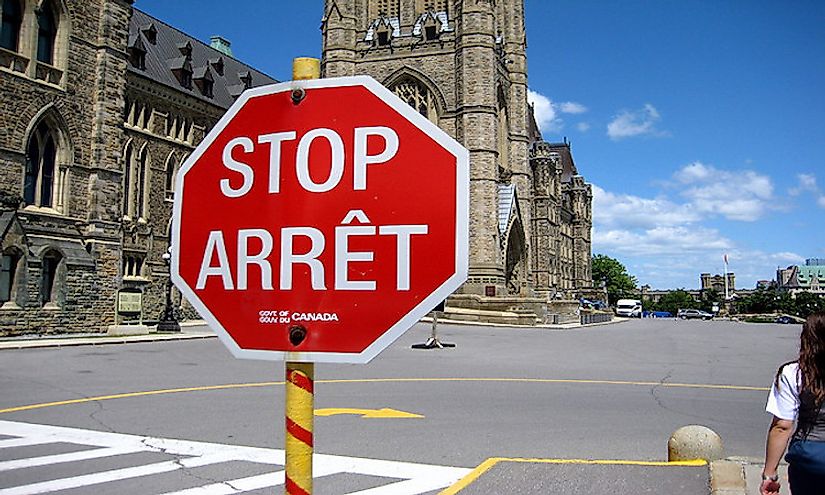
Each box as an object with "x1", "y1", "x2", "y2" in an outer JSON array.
[
  {"x1": 655, "y1": 289, "x2": 698, "y2": 316},
  {"x1": 591, "y1": 254, "x2": 637, "y2": 305}
]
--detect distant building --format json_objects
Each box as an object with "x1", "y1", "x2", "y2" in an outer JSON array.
[
  {"x1": 777, "y1": 259, "x2": 825, "y2": 296},
  {"x1": 700, "y1": 273, "x2": 735, "y2": 295},
  {"x1": 642, "y1": 272, "x2": 758, "y2": 304}
]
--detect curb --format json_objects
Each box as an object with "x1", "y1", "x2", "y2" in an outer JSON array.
[
  {"x1": 710, "y1": 460, "x2": 746, "y2": 495},
  {"x1": 1, "y1": 315, "x2": 624, "y2": 350},
  {"x1": 0, "y1": 330, "x2": 215, "y2": 350}
]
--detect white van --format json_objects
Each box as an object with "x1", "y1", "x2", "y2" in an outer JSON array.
[{"x1": 615, "y1": 299, "x2": 642, "y2": 318}]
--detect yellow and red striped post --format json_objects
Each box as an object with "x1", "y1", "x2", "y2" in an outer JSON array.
[
  {"x1": 285, "y1": 362, "x2": 314, "y2": 495},
  {"x1": 284, "y1": 57, "x2": 320, "y2": 495}
]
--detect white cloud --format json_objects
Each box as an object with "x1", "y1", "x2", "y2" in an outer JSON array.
[
  {"x1": 590, "y1": 180, "x2": 792, "y2": 288},
  {"x1": 606, "y1": 103, "x2": 666, "y2": 140},
  {"x1": 527, "y1": 90, "x2": 561, "y2": 133},
  {"x1": 576, "y1": 122, "x2": 591, "y2": 132},
  {"x1": 789, "y1": 173, "x2": 825, "y2": 208},
  {"x1": 592, "y1": 185, "x2": 700, "y2": 229},
  {"x1": 559, "y1": 102, "x2": 588, "y2": 114},
  {"x1": 673, "y1": 162, "x2": 774, "y2": 221},
  {"x1": 594, "y1": 227, "x2": 733, "y2": 259},
  {"x1": 527, "y1": 90, "x2": 588, "y2": 134}
]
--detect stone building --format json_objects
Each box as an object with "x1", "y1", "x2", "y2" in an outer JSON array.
[
  {"x1": 777, "y1": 259, "x2": 825, "y2": 296},
  {"x1": 322, "y1": 0, "x2": 593, "y2": 322},
  {"x1": 0, "y1": 0, "x2": 594, "y2": 335},
  {"x1": 0, "y1": 0, "x2": 274, "y2": 335},
  {"x1": 700, "y1": 272, "x2": 735, "y2": 296}
]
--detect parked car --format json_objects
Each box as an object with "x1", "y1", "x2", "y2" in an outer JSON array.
[
  {"x1": 775, "y1": 315, "x2": 796, "y2": 324},
  {"x1": 677, "y1": 309, "x2": 713, "y2": 320},
  {"x1": 616, "y1": 299, "x2": 643, "y2": 318}
]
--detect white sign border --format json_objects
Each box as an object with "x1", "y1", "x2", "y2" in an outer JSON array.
[{"x1": 171, "y1": 76, "x2": 469, "y2": 364}]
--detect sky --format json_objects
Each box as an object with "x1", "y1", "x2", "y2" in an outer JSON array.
[{"x1": 135, "y1": 0, "x2": 825, "y2": 290}]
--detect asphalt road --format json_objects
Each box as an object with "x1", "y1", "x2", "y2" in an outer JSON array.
[{"x1": 0, "y1": 318, "x2": 801, "y2": 494}]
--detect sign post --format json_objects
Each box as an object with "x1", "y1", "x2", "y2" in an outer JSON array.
[
  {"x1": 170, "y1": 56, "x2": 469, "y2": 494},
  {"x1": 284, "y1": 57, "x2": 319, "y2": 495}
]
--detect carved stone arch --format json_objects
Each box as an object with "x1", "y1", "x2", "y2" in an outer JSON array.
[
  {"x1": 23, "y1": 104, "x2": 72, "y2": 212},
  {"x1": 500, "y1": 187, "x2": 528, "y2": 296},
  {"x1": 383, "y1": 67, "x2": 446, "y2": 123},
  {"x1": 23, "y1": 102, "x2": 73, "y2": 161},
  {"x1": 0, "y1": 213, "x2": 29, "y2": 309},
  {"x1": 36, "y1": 245, "x2": 65, "y2": 306}
]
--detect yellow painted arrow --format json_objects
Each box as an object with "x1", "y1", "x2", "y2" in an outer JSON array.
[{"x1": 314, "y1": 408, "x2": 424, "y2": 419}]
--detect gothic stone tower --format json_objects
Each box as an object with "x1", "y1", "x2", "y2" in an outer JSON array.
[{"x1": 322, "y1": 0, "x2": 533, "y2": 301}]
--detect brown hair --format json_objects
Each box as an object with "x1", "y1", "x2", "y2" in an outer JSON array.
[{"x1": 798, "y1": 313, "x2": 825, "y2": 406}]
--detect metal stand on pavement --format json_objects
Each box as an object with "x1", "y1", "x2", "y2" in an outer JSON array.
[{"x1": 412, "y1": 310, "x2": 455, "y2": 349}]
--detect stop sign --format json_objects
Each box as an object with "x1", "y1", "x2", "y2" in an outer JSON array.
[{"x1": 171, "y1": 76, "x2": 469, "y2": 363}]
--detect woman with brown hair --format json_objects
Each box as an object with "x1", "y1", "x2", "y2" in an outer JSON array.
[{"x1": 761, "y1": 312, "x2": 825, "y2": 495}]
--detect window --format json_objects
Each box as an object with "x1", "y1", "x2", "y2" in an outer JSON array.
[
  {"x1": 370, "y1": 0, "x2": 398, "y2": 18},
  {"x1": 424, "y1": 25, "x2": 438, "y2": 41},
  {"x1": 41, "y1": 249, "x2": 61, "y2": 305},
  {"x1": 200, "y1": 78, "x2": 213, "y2": 97},
  {"x1": 122, "y1": 142, "x2": 133, "y2": 218},
  {"x1": 122, "y1": 142, "x2": 149, "y2": 220},
  {"x1": 165, "y1": 153, "x2": 178, "y2": 199},
  {"x1": 25, "y1": 120, "x2": 58, "y2": 208},
  {"x1": 376, "y1": 30, "x2": 390, "y2": 46},
  {"x1": 0, "y1": 249, "x2": 20, "y2": 305},
  {"x1": 122, "y1": 253, "x2": 145, "y2": 278},
  {"x1": 392, "y1": 78, "x2": 438, "y2": 123},
  {"x1": 136, "y1": 147, "x2": 148, "y2": 219},
  {"x1": 36, "y1": 0, "x2": 58, "y2": 65},
  {"x1": 128, "y1": 47, "x2": 145, "y2": 70},
  {"x1": 497, "y1": 91, "x2": 509, "y2": 173},
  {"x1": 420, "y1": 0, "x2": 447, "y2": 13},
  {"x1": 179, "y1": 69, "x2": 191, "y2": 89},
  {"x1": 0, "y1": 0, "x2": 22, "y2": 52}
]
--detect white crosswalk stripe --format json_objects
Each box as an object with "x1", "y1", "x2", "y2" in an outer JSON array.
[{"x1": 0, "y1": 420, "x2": 470, "y2": 495}]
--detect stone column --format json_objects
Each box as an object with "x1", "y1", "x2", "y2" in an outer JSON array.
[
  {"x1": 321, "y1": 0, "x2": 357, "y2": 78},
  {"x1": 504, "y1": 0, "x2": 532, "y2": 293},
  {"x1": 454, "y1": 0, "x2": 503, "y2": 296}
]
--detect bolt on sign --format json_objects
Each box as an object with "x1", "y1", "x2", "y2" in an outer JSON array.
[{"x1": 171, "y1": 76, "x2": 469, "y2": 363}]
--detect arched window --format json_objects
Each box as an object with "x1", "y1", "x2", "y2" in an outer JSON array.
[
  {"x1": 392, "y1": 77, "x2": 438, "y2": 124},
  {"x1": 165, "y1": 153, "x2": 178, "y2": 200},
  {"x1": 0, "y1": 248, "x2": 22, "y2": 307},
  {"x1": 136, "y1": 145, "x2": 148, "y2": 220},
  {"x1": 36, "y1": 0, "x2": 58, "y2": 65},
  {"x1": 497, "y1": 90, "x2": 510, "y2": 173},
  {"x1": 25, "y1": 120, "x2": 58, "y2": 208},
  {"x1": 0, "y1": 0, "x2": 22, "y2": 52},
  {"x1": 122, "y1": 141, "x2": 133, "y2": 218},
  {"x1": 122, "y1": 142, "x2": 149, "y2": 221},
  {"x1": 40, "y1": 249, "x2": 62, "y2": 305}
]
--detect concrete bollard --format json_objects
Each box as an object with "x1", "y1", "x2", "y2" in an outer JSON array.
[{"x1": 668, "y1": 425, "x2": 724, "y2": 462}]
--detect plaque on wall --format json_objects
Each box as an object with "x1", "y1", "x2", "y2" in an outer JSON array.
[{"x1": 117, "y1": 289, "x2": 142, "y2": 316}]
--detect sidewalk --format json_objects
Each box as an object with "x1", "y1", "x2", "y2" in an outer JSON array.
[
  {"x1": 0, "y1": 321, "x2": 215, "y2": 350},
  {"x1": 711, "y1": 458, "x2": 789, "y2": 495}
]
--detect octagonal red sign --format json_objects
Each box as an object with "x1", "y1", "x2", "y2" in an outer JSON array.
[{"x1": 170, "y1": 76, "x2": 469, "y2": 363}]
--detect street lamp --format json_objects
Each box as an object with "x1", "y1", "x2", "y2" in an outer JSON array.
[{"x1": 157, "y1": 248, "x2": 180, "y2": 332}]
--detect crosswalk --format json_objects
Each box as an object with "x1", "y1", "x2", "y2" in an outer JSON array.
[{"x1": 0, "y1": 420, "x2": 470, "y2": 494}]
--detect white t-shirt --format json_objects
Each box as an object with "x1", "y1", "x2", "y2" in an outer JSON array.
[{"x1": 766, "y1": 362, "x2": 800, "y2": 421}]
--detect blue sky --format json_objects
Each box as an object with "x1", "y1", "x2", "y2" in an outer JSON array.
[{"x1": 136, "y1": 0, "x2": 825, "y2": 290}]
